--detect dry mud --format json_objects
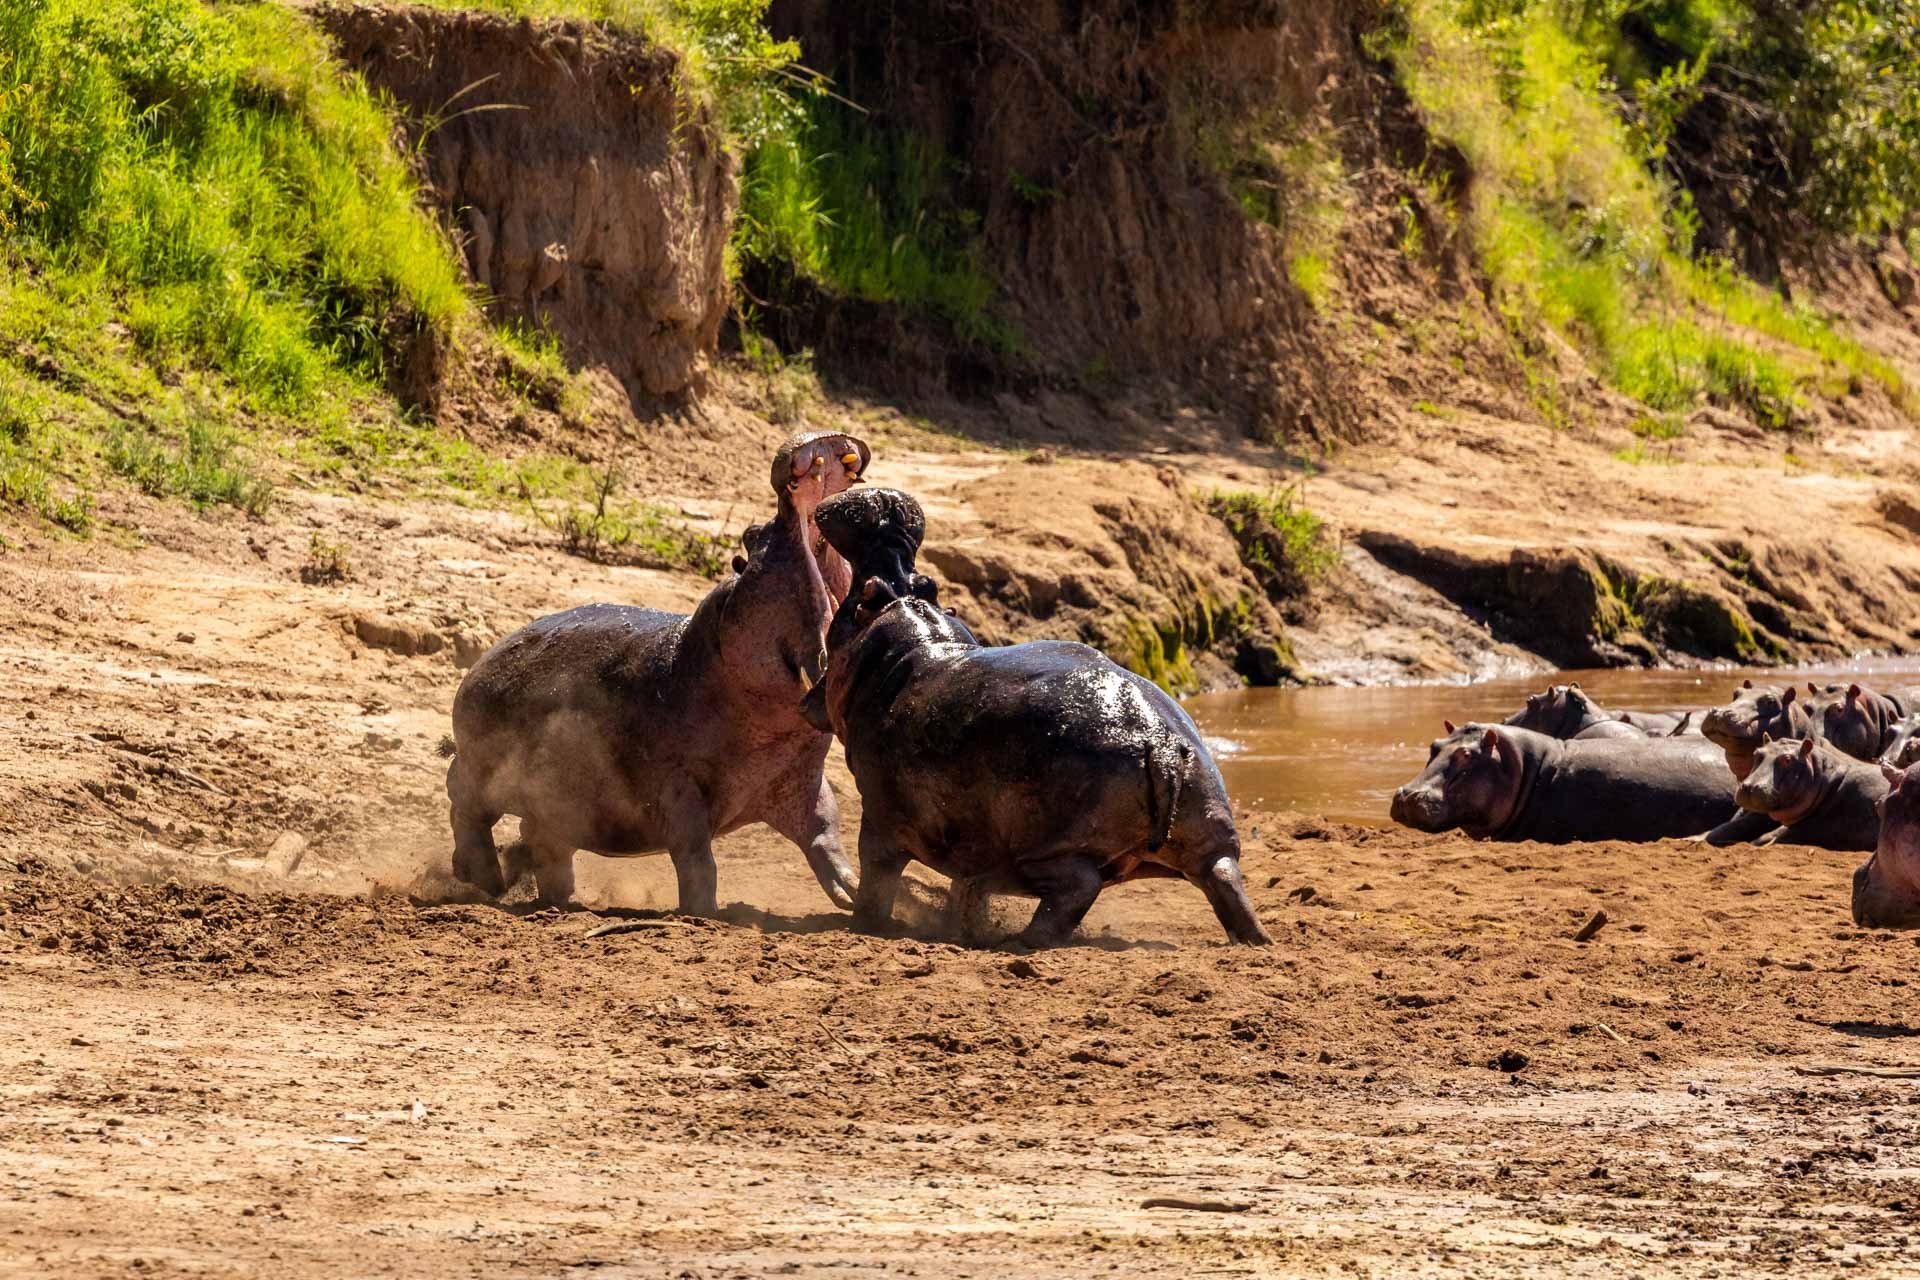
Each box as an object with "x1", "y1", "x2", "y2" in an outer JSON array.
[{"x1": 4, "y1": 474, "x2": 1920, "y2": 1278}]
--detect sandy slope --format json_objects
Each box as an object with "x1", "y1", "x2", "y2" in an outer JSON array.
[{"x1": 3, "y1": 471, "x2": 1920, "y2": 1277}]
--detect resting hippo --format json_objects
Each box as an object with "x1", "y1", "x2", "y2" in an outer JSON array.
[
  {"x1": 1884, "y1": 714, "x2": 1920, "y2": 769},
  {"x1": 1390, "y1": 722, "x2": 1738, "y2": 842},
  {"x1": 443, "y1": 430, "x2": 870, "y2": 912},
  {"x1": 1819, "y1": 682, "x2": 1909, "y2": 761},
  {"x1": 1734, "y1": 737, "x2": 1888, "y2": 851},
  {"x1": 1852, "y1": 762, "x2": 1920, "y2": 928},
  {"x1": 1504, "y1": 685, "x2": 1641, "y2": 740},
  {"x1": 1505, "y1": 683, "x2": 1696, "y2": 739},
  {"x1": 1700, "y1": 681, "x2": 1823, "y2": 780},
  {"x1": 802, "y1": 488, "x2": 1271, "y2": 948}
]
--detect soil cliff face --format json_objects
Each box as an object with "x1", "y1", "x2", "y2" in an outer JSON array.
[
  {"x1": 768, "y1": 0, "x2": 1447, "y2": 437},
  {"x1": 317, "y1": 5, "x2": 734, "y2": 404}
]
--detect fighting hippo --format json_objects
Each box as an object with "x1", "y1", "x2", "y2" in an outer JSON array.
[
  {"x1": 1390, "y1": 722, "x2": 1739, "y2": 842},
  {"x1": 1734, "y1": 737, "x2": 1888, "y2": 851},
  {"x1": 800, "y1": 487, "x2": 1271, "y2": 948},
  {"x1": 1818, "y1": 683, "x2": 1909, "y2": 761},
  {"x1": 443, "y1": 430, "x2": 871, "y2": 912},
  {"x1": 1852, "y1": 762, "x2": 1920, "y2": 928},
  {"x1": 1700, "y1": 681, "x2": 1824, "y2": 780}
]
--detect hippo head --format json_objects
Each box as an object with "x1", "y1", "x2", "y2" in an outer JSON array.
[
  {"x1": 1701, "y1": 681, "x2": 1804, "y2": 779},
  {"x1": 1852, "y1": 762, "x2": 1920, "y2": 928},
  {"x1": 1885, "y1": 717, "x2": 1920, "y2": 771},
  {"x1": 1735, "y1": 736, "x2": 1826, "y2": 824},
  {"x1": 1820, "y1": 683, "x2": 1894, "y2": 761},
  {"x1": 815, "y1": 488, "x2": 926, "y2": 597},
  {"x1": 1389, "y1": 722, "x2": 1527, "y2": 838},
  {"x1": 767, "y1": 429, "x2": 872, "y2": 605},
  {"x1": 1505, "y1": 683, "x2": 1604, "y2": 737}
]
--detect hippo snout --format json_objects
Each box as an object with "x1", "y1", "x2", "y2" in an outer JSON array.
[{"x1": 1390, "y1": 785, "x2": 1447, "y2": 833}]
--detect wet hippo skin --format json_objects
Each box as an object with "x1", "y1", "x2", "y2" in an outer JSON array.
[{"x1": 441, "y1": 430, "x2": 871, "y2": 913}]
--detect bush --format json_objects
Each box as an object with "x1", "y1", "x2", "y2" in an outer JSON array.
[
  {"x1": 1207, "y1": 487, "x2": 1337, "y2": 599},
  {"x1": 737, "y1": 98, "x2": 1012, "y2": 349}
]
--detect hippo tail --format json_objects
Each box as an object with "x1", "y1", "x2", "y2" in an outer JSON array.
[{"x1": 1144, "y1": 740, "x2": 1185, "y2": 854}]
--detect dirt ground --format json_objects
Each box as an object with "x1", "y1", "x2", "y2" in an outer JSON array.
[{"x1": 4, "y1": 457, "x2": 1920, "y2": 1278}]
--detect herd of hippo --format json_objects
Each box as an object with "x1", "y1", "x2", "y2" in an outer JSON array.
[
  {"x1": 446, "y1": 430, "x2": 1271, "y2": 948},
  {"x1": 1389, "y1": 680, "x2": 1920, "y2": 928},
  {"x1": 441, "y1": 427, "x2": 1920, "y2": 946}
]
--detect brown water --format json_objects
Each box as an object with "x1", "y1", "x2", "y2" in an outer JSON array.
[{"x1": 1185, "y1": 662, "x2": 1920, "y2": 826}]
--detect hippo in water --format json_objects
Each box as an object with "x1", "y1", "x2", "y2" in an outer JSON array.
[
  {"x1": 1390, "y1": 722, "x2": 1738, "y2": 842},
  {"x1": 1504, "y1": 683, "x2": 1699, "y2": 740},
  {"x1": 1734, "y1": 737, "x2": 1889, "y2": 852},
  {"x1": 1818, "y1": 683, "x2": 1909, "y2": 762},
  {"x1": 800, "y1": 487, "x2": 1270, "y2": 948},
  {"x1": 1504, "y1": 685, "x2": 1641, "y2": 740},
  {"x1": 1852, "y1": 762, "x2": 1920, "y2": 928},
  {"x1": 443, "y1": 430, "x2": 870, "y2": 912}
]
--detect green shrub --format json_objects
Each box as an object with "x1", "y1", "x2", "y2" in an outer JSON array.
[
  {"x1": 737, "y1": 98, "x2": 1013, "y2": 349},
  {"x1": 1207, "y1": 487, "x2": 1337, "y2": 598}
]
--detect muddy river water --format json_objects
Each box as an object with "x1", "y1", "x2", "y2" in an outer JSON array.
[{"x1": 1186, "y1": 661, "x2": 1920, "y2": 826}]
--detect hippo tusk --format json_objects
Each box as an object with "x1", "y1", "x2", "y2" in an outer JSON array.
[{"x1": 841, "y1": 452, "x2": 860, "y2": 468}]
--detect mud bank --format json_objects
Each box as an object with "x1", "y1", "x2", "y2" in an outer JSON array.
[{"x1": 317, "y1": 3, "x2": 734, "y2": 405}]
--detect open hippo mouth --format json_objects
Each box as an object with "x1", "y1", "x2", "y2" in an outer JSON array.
[{"x1": 772, "y1": 430, "x2": 871, "y2": 610}]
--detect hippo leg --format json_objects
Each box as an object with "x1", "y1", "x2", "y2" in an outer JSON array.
[
  {"x1": 1195, "y1": 855, "x2": 1272, "y2": 945},
  {"x1": 663, "y1": 775, "x2": 719, "y2": 916},
  {"x1": 446, "y1": 759, "x2": 507, "y2": 897},
  {"x1": 1702, "y1": 808, "x2": 1778, "y2": 846},
  {"x1": 765, "y1": 775, "x2": 856, "y2": 911},
  {"x1": 1014, "y1": 855, "x2": 1104, "y2": 949},
  {"x1": 947, "y1": 876, "x2": 995, "y2": 947},
  {"x1": 852, "y1": 826, "x2": 908, "y2": 935},
  {"x1": 523, "y1": 829, "x2": 578, "y2": 909}
]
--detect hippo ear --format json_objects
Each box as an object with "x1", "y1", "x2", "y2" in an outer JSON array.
[
  {"x1": 1444, "y1": 719, "x2": 1456, "y2": 734},
  {"x1": 1882, "y1": 761, "x2": 1905, "y2": 789},
  {"x1": 731, "y1": 554, "x2": 748, "y2": 574},
  {"x1": 1800, "y1": 736, "x2": 1816, "y2": 759},
  {"x1": 1761, "y1": 729, "x2": 1774, "y2": 743},
  {"x1": 1742, "y1": 679, "x2": 1753, "y2": 689},
  {"x1": 1848, "y1": 683, "x2": 1863, "y2": 703},
  {"x1": 1480, "y1": 728, "x2": 1499, "y2": 752},
  {"x1": 1782, "y1": 685, "x2": 1796, "y2": 705}
]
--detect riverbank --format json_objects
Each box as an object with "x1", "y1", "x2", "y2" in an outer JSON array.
[{"x1": 4, "y1": 813, "x2": 1914, "y2": 1277}]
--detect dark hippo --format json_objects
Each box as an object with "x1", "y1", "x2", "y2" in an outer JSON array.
[
  {"x1": 1504, "y1": 685, "x2": 1641, "y2": 740},
  {"x1": 443, "y1": 430, "x2": 871, "y2": 912},
  {"x1": 1734, "y1": 737, "x2": 1888, "y2": 851},
  {"x1": 1852, "y1": 762, "x2": 1920, "y2": 928},
  {"x1": 801, "y1": 487, "x2": 1270, "y2": 948},
  {"x1": 1700, "y1": 681, "x2": 1823, "y2": 780},
  {"x1": 1504, "y1": 683, "x2": 1695, "y2": 739},
  {"x1": 1818, "y1": 683, "x2": 1909, "y2": 761},
  {"x1": 1884, "y1": 714, "x2": 1920, "y2": 770},
  {"x1": 1390, "y1": 722, "x2": 1738, "y2": 842}
]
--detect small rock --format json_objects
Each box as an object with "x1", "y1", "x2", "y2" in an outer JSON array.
[
  {"x1": 1005, "y1": 958, "x2": 1042, "y2": 980},
  {"x1": 175, "y1": 632, "x2": 195, "y2": 644},
  {"x1": 1492, "y1": 1049, "x2": 1529, "y2": 1073}
]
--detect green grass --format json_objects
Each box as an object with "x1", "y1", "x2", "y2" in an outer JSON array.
[
  {"x1": 1206, "y1": 487, "x2": 1337, "y2": 597},
  {"x1": 1376, "y1": 0, "x2": 1904, "y2": 431},
  {"x1": 737, "y1": 98, "x2": 1013, "y2": 349}
]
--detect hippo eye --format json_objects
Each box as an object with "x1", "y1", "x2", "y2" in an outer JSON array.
[{"x1": 1757, "y1": 697, "x2": 1778, "y2": 712}]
